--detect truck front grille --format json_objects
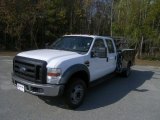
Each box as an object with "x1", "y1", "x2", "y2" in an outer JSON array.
[{"x1": 13, "y1": 56, "x2": 47, "y2": 84}]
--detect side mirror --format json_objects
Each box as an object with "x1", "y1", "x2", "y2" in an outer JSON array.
[{"x1": 91, "y1": 47, "x2": 107, "y2": 58}]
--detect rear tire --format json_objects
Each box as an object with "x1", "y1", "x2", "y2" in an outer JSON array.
[
  {"x1": 64, "y1": 78, "x2": 86, "y2": 109},
  {"x1": 123, "y1": 63, "x2": 131, "y2": 77}
]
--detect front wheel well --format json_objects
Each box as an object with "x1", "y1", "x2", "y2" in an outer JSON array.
[{"x1": 66, "y1": 71, "x2": 89, "y2": 88}]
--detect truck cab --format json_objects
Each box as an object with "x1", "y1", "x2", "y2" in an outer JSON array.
[{"x1": 12, "y1": 35, "x2": 134, "y2": 109}]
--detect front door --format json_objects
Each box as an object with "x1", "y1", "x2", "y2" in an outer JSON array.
[{"x1": 89, "y1": 38, "x2": 111, "y2": 81}]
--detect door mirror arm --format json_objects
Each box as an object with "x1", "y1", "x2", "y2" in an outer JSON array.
[{"x1": 91, "y1": 51, "x2": 97, "y2": 58}]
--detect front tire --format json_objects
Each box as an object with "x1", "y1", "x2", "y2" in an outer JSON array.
[{"x1": 64, "y1": 78, "x2": 86, "y2": 109}]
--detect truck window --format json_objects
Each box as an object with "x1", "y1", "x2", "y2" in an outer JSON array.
[
  {"x1": 50, "y1": 36, "x2": 93, "y2": 53},
  {"x1": 92, "y1": 39, "x2": 105, "y2": 50},
  {"x1": 106, "y1": 39, "x2": 115, "y2": 53}
]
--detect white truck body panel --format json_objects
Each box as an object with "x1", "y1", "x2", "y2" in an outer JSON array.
[
  {"x1": 17, "y1": 49, "x2": 89, "y2": 78},
  {"x1": 17, "y1": 49, "x2": 77, "y2": 63}
]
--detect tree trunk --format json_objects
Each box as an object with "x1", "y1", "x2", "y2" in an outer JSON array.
[
  {"x1": 140, "y1": 36, "x2": 144, "y2": 58},
  {"x1": 110, "y1": 0, "x2": 114, "y2": 37},
  {"x1": 70, "y1": 11, "x2": 73, "y2": 33},
  {"x1": 4, "y1": 32, "x2": 7, "y2": 50}
]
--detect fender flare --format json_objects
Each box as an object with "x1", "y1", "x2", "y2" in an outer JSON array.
[{"x1": 59, "y1": 64, "x2": 90, "y2": 84}]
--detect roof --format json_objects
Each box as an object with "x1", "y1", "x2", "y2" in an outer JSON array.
[{"x1": 64, "y1": 34, "x2": 112, "y2": 40}]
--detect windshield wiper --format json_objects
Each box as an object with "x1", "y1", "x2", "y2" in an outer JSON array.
[{"x1": 51, "y1": 47, "x2": 87, "y2": 53}]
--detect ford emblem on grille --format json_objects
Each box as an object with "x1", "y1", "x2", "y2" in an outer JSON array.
[{"x1": 20, "y1": 67, "x2": 26, "y2": 73}]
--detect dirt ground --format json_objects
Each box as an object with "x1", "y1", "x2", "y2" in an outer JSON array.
[
  {"x1": 135, "y1": 59, "x2": 160, "y2": 67},
  {"x1": 0, "y1": 51, "x2": 160, "y2": 67},
  {"x1": 0, "y1": 51, "x2": 18, "y2": 56}
]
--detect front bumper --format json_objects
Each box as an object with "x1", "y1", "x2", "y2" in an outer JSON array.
[{"x1": 12, "y1": 74, "x2": 64, "y2": 96}]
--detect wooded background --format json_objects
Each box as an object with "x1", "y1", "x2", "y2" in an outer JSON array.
[{"x1": 0, "y1": 0, "x2": 160, "y2": 59}]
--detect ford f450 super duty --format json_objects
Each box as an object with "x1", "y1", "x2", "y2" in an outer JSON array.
[{"x1": 12, "y1": 35, "x2": 135, "y2": 109}]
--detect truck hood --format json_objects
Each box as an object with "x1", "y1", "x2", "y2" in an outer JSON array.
[{"x1": 17, "y1": 49, "x2": 79, "y2": 62}]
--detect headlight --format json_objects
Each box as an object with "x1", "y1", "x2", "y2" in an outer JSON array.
[{"x1": 47, "y1": 68, "x2": 61, "y2": 84}]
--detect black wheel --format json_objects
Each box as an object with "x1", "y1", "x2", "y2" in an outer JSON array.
[
  {"x1": 123, "y1": 63, "x2": 131, "y2": 77},
  {"x1": 64, "y1": 78, "x2": 86, "y2": 109}
]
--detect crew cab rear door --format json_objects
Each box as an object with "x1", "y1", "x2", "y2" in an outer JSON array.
[{"x1": 105, "y1": 39, "x2": 117, "y2": 72}]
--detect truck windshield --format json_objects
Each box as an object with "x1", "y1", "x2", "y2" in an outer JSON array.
[{"x1": 50, "y1": 36, "x2": 93, "y2": 53}]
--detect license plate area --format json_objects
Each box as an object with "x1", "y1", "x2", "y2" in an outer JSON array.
[{"x1": 17, "y1": 83, "x2": 25, "y2": 92}]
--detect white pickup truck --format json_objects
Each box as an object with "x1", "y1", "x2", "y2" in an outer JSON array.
[{"x1": 12, "y1": 35, "x2": 135, "y2": 109}]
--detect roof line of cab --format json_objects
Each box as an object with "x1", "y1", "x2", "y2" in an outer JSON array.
[{"x1": 63, "y1": 34, "x2": 113, "y2": 40}]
